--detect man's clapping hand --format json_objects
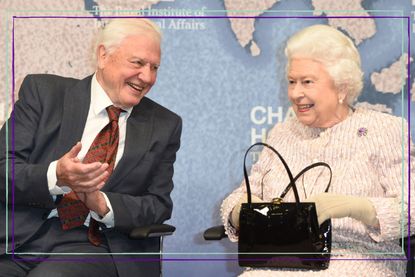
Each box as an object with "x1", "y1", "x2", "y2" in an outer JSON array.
[
  {"x1": 56, "y1": 142, "x2": 109, "y2": 193},
  {"x1": 56, "y1": 142, "x2": 110, "y2": 216}
]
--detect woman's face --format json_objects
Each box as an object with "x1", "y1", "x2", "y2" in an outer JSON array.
[{"x1": 287, "y1": 58, "x2": 348, "y2": 128}]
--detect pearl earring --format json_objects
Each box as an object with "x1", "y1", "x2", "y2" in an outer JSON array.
[{"x1": 339, "y1": 98, "x2": 344, "y2": 104}]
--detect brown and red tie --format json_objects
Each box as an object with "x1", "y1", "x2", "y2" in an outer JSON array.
[{"x1": 57, "y1": 105, "x2": 123, "y2": 246}]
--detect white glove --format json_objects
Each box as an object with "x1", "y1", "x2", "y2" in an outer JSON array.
[
  {"x1": 307, "y1": 193, "x2": 379, "y2": 227},
  {"x1": 230, "y1": 193, "x2": 264, "y2": 229}
]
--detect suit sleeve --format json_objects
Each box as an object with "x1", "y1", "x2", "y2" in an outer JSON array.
[
  {"x1": 106, "y1": 116, "x2": 182, "y2": 234},
  {"x1": 0, "y1": 75, "x2": 55, "y2": 209}
]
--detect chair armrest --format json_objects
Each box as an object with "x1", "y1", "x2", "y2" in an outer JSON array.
[
  {"x1": 129, "y1": 224, "x2": 176, "y2": 239},
  {"x1": 203, "y1": 225, "x2": 227, "y2": 240}
]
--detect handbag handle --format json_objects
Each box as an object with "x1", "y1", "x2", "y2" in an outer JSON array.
[
  {"x1": 243, "y1": 142, "x2": 332, "y2": 208},
  {"x1": 243, "y1": 143, "x2": 300, "y2": 208},
  {"x1": 279, "y1": 162, "x2": 332, "y2": 199}
]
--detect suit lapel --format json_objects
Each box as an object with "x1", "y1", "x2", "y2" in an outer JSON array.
[
  {"x1": 104, "y1": 99, "x2": 154, "y2": 191},
  {"x1": 53, "y1": 76, "x2": 92, "y2": 159}
]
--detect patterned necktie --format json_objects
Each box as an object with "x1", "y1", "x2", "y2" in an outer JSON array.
[{"x1": 57, "y1": 105, "x2": 123, "y2": 246}]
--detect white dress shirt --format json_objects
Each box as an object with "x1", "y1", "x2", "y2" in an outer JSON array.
[{"x1": 46, "y1": 73, "x2": 132, "y2": 228}]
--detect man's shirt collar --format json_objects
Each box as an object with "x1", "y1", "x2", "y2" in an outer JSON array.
[{"x1": 91, "y1": 74, "x2": 133, "y2": 117}]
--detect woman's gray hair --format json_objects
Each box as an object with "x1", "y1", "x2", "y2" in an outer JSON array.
[
  {"x1": 284, "y1": 24, "x2": 363, "y2": 105},
  {"x1": 93, "y1": 18, "x2": 162, "y2": 64}
]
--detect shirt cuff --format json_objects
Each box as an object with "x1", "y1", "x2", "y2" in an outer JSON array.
[
  {"x1": 90, "y1": 192, "x2": 114, "y2": 228},
  {"x1": 47, "y1": 161, "x2": 71, "y2": 195}
]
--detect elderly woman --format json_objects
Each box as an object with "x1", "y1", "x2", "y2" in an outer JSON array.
[{"x1": 221, "y1": 24, "x2": 414, "y2": 276}]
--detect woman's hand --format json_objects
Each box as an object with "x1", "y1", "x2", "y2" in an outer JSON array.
[
  {"x1": 307, "y1": 193, "x2": 379, "y2": 227},
  {"x1": 230, "y1": 194, "x2": 264, "y2": 229}
]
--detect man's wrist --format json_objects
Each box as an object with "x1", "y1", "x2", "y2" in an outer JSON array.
[
  {"x1": 48, "y1": 160, "x2": 71, "y2": 194},
  {"x1": 92, "y1": 192, "x2": 110, "y2": 217},
  {"x1": 90, "y1": 192, "x2": 114, "y2": 228},
  {"x1": 97, "y1": 203, "x2": 110, "y2": 218}
]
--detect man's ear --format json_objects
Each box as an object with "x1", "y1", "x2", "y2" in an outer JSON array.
[{"x1": 96, "y1": 45, "x2": 108, "y2": 69}]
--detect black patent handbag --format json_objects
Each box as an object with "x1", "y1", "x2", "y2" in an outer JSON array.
[{"x1": 238, "y1": 142, "x2": 332, "y2": 269}]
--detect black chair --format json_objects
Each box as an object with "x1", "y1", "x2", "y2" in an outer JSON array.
[
  {"x1": 402, "y1": 235, "x2": 415, "y2": 277},
  {"x1": 204, "y1": 225, "x2": 415, "y2": 277},
  {"x1": 130, "y1": 224, "x2": 175, "y2": 277}
]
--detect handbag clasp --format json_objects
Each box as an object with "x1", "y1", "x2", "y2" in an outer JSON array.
[{"x1": 271, "y1": 197, "x2": 283, "y2": 204}]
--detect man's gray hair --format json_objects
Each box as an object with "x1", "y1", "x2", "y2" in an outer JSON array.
[{"x1": 93, "y1": 18, "x2": 162, "y2": 64}]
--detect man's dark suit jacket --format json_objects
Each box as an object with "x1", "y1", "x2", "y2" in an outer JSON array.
[{"x1": 0, "y1": 74, "x2": 182, "y2": 276}]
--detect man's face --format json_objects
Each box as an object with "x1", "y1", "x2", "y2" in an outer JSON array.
[
  {"x1": 287, "y1": 58, "x2": 346, "y2": 128},
  {"x1": 96, "y1": 33, "x2": 161, "y2": 109}
]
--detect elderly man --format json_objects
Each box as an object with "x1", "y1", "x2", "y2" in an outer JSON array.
[{"x1": 0, "y1": 18, "x2": 182, "y2": 277}]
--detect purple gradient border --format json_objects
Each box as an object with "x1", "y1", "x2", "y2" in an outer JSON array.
[{"x1": 9, "y1": 14, "x2": 412, "y2": 264}]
